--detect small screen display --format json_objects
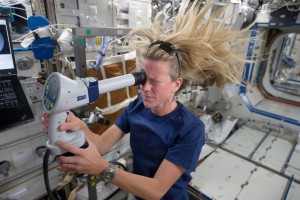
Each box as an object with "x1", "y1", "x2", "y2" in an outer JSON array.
[{"x1": 44, "y1": 75, "x2": 59, "y2": 111}]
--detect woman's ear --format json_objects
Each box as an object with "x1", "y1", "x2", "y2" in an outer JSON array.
[{"x1": 174, "y1": 78, "x2": 183, "y2": 92}]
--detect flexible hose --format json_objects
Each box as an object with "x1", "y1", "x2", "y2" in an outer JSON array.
[{"x1": 43, "y1": 149, "x2": 57, "y2": 200}]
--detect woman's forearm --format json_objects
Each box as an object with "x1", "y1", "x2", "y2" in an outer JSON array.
[
  {"x1": 113, "y1": 168, "x2": 164, "y2": 200},
  {"x1": 82, "y1": 124, "x2": 125, "y2": 155}
]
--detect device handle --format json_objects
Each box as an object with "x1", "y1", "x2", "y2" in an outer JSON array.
[{"x1": 47, "y1": 112, "x2": 86, "y2": 155}]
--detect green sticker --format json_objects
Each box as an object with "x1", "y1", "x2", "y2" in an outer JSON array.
[
  {"x1": 86, "y1": 29, "x2": 91, "y2": 35},
  {"x1": 78, "y1": 38, "x2": 84, "y2": 45}
]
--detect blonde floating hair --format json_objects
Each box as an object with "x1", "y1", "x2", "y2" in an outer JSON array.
[{"x1": 125, "y1": 0, "x2": 253, "y2": 90}]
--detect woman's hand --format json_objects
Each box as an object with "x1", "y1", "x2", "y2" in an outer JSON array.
[
  {"x1": 56, "y1": 137, "x2": 109, "y2": 175},
  {"x1": 41, "y1": 111, "x2": 88, "y2": 133},
  {"x1": 60, "y1": 111, "x2": 88, "y2": 132},
  {"x1": 41, "y1": 112, "x2": 50, "y2": 133}
]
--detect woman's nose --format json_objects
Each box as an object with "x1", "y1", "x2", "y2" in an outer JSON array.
[{"x1": 141, "y1": 80, "x2": 150, "y2": 91}]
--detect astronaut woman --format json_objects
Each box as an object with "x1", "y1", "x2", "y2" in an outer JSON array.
[{"x1": 42, "y1": 0, "x2": 250, "y2": 199}]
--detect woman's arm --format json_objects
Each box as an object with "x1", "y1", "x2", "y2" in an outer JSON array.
[
  {"x1": 113, "y1": 159, "x2": 185, "y2": 199},
  {"x1": 56, "y1": 138, "x2": 185, "y2": 200},
  {"x1": 87, "y1": 124, "x2": 125, "y2": 155}
]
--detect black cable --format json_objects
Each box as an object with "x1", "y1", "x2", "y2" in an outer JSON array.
[
  {"x1": 43, "y1": 149, "x2": 57, "y2": 200},
  {"x1": 104, "y1": 188, "x2": 121, "y2": 200},
  {"x1": 110, "y1": 161, "x2": 127, "y2": 171}
]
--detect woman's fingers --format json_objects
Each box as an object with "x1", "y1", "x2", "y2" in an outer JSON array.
[{"x1": 41, "y1": 112, "x2": 49, "y2": 132}]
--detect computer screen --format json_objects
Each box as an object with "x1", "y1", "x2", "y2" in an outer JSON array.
[
  {"x1": 0, "y1": 17, "x2": 35, "y2": 131},
  {"x1": 0, "y1": 18, "x2": 14, "y2": 71}
]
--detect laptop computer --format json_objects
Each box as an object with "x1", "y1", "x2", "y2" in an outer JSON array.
[{"x1": 0, "y1": 16, "x2": 35, "y2": 131}]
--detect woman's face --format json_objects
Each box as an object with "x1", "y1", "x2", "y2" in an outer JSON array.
[{"x1": 140, "y1": 59, "x2": 182, "y2": 115}]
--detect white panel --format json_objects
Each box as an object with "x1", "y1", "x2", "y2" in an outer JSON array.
[
  {"x1": 22, "y1": 81, "x2": 45, "y2": 104},
  {"x1": 285, "y1": 144, "x2": 300, "y2": 181},
  {"x1": 286, "y1": 182, "x2": 300, "y2": 200},
  {"x1": 190, "y1": 149, "x2": 257, "y2": 200},
  {"x1": 0, "y1": 168, "x2": 63, "y2": 200},
  {"x1": 222, "y1": 126, "x2": 267, "y2": 157},
  {"x1": 190, "y1": 149, "x2": 288, "y2": 200},
  {"x1": 256, "y1": 99, "x2": 300, "y2": 123},
  {"x1": 128, "y1": 0, "x2": 151, "y2": 28},
  {"x1": 245, "y1": 87, "x2": 264, "y2": 107},
  {"x1": 252, "y1": 135, "x2": 293, "y2": 172},
  {"x1": 0, "y1": 135, "x2": 48, "y2": 187},
  {"x1": 237, "y1": 167, "x2": 287, "y2": 200},
  {"x1": 55, "y1": 0, "x2": 80, "y2": 25}
]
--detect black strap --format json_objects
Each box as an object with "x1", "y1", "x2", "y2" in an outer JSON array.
[
  {"x1": 110, "y1": 161, "x2": 127, "y2": 171},
  {"x1": 32, "y1": 31, "x2": 40, "y2": 40}
]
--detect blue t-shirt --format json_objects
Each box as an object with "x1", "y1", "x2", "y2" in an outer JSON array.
[{"x1": 115, "y1": 97, "x2": 205, "y2": 200}]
